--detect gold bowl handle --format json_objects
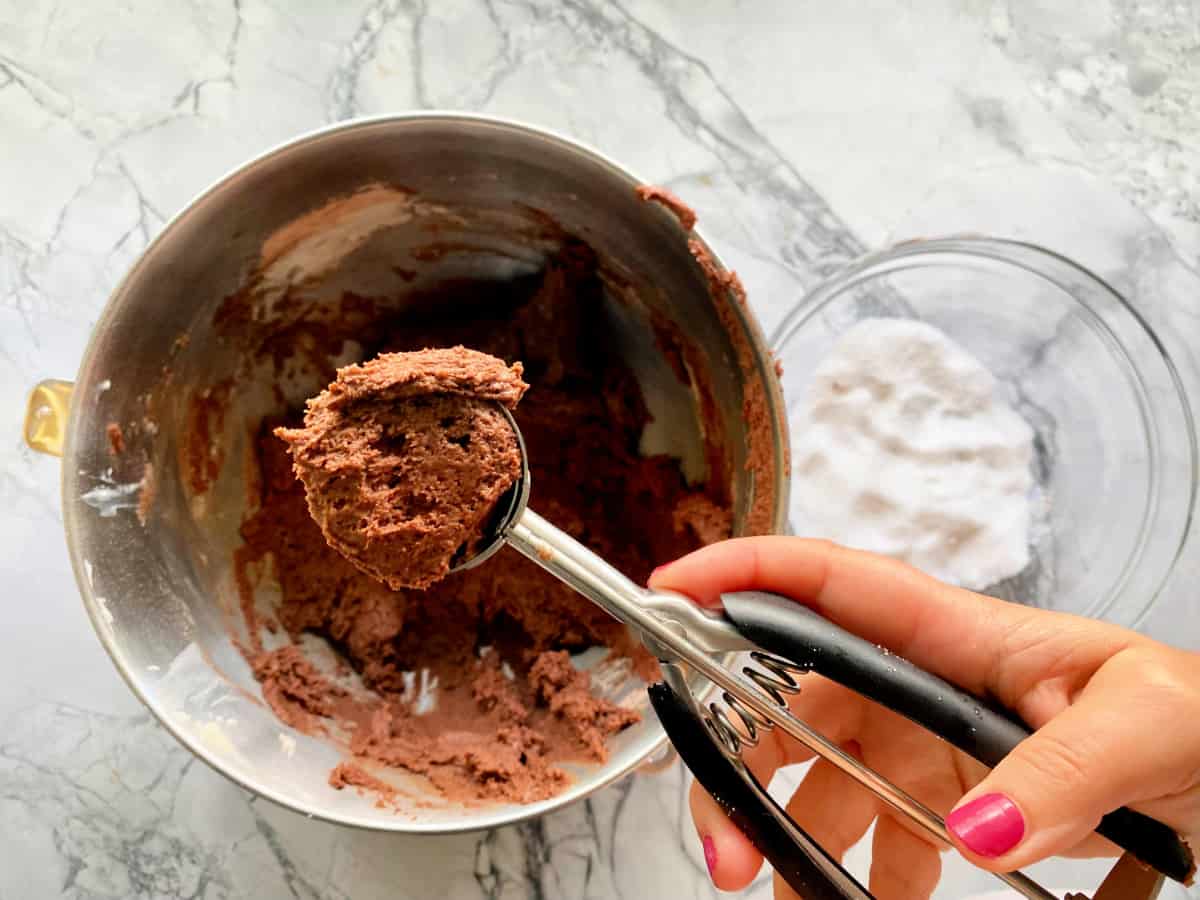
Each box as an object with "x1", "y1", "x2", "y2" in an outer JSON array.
[{"x1": 25, "y1": 379, "x2": 74, "y2": 457}]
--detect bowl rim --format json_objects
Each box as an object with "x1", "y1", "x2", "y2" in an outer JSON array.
[
  {"x1": 60, "y1": 111, "x2": 789, "y2": 834},
  {"x1": 770, "y1": 234, "x2": 1197, "y2": 627}
]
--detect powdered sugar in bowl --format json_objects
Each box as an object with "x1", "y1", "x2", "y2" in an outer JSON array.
[{"x1": 772, "y1": 237, "x2": 1196, "y2": 626}]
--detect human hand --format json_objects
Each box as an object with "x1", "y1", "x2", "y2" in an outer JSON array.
[{"x1": 648, "y1": 537, "x2": 1200, "y2": 900}]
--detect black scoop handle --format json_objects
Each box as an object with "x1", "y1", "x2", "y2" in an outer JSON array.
[
  {"x1": 648, "y1": 680, "x2": 873, "y2": 900},
  {"x1": 721, "y1": 590, "x2": 1196, "y2": 885}
]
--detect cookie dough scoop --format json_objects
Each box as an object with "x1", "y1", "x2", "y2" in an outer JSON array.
[
  {"x1": 276, "y1": 346, "x2": 529, "y2": 591},
  {"x1": 280, "y1": 347, "x2": 1191, "y2": 900}
]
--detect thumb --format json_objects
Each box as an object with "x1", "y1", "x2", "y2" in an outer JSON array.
[{"x1": 945, "y1": 646, "x2": 1200, "y2": 872}]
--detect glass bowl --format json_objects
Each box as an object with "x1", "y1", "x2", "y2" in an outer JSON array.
[{"x1": 771, "y1": 237, "x2": 1196, "y2": 627}]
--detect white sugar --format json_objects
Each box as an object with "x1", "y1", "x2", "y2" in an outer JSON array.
[{"x1": 790, "y1": 319, "x2": 1036, "y2": 590}]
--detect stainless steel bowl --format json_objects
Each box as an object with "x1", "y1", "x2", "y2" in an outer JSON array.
[{"x1": 25, "y1": 114, "x2": 788, "y2": 833}]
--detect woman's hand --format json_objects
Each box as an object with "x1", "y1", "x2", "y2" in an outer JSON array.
[{"x1": 648, "y1": 537, "x2": 1200, "y2": 900}]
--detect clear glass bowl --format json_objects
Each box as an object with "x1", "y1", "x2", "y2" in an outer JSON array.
[{"x1": 771, "y1": 237, "x2": 1196, "y2": 627}]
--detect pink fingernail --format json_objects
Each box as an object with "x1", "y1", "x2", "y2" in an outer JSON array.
[
  {"x1": 947, "y1": 793, "x2": 1025, "y2": 858},
  {"x1": 702, "y1": 834, "x2": 717, "y2": 877}
]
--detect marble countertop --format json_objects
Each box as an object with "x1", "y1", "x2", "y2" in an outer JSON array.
[{"x1": 2, "y1": 1, "x2": 1198, "y2": 898}]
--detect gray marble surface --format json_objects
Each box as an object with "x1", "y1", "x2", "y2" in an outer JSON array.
[{"x1": 2, "y1": 1, "x2": 1198, "y2": 898}]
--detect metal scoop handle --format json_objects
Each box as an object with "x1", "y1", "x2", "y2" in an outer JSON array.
[
  {"x1": 457, "y1": 408, "x2": 1185, "y2": 898},
  {"x1": 503, "y1": 505, "x2": 1194, "y2": 898},
  {"x1": 501, "y1": 507, "x2": 1059, "y2": 899}
]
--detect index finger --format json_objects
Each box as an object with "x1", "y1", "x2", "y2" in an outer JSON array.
[{"x1": 647, "y1": 536, "x2": 1037, "y2": 697}]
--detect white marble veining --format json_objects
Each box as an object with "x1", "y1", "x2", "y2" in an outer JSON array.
[{"x1": 2, "y1": 1, "x2": 1198, "y2": 898}]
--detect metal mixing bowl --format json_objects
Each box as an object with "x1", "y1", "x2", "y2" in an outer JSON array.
[{"x1": 27, "y1": 114, "x2": 788, "y2": 832}]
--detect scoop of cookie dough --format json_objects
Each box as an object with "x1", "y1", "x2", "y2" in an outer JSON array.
[{"x1": 277, "y1": 347, "x2": 528, "y2": 590}]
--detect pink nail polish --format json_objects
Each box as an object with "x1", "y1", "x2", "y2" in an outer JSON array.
[
  {"x1": 702, "y1": 834, "x2": 717, "y2": 877},
  {"x1": 947, "y1": 793, "x2": 1025, "y2": 858}
]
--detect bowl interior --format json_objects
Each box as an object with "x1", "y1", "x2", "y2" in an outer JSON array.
[
  {"x1": 63, "y1": 117, "x2": 785, "y2": 831},
  {"x1": 772, "y1": 239, "x2": 1195, "y2": 625}
]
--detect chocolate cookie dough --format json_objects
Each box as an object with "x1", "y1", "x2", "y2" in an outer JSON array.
[
  {"x1": 233, "y1": 232, "x2": 735, "y2": 806},
  {"x1": 276, "y1": 348, "x2": 527, "y2": 590}
]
